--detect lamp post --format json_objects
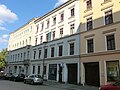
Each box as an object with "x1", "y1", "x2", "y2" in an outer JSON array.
[{"x1": 42, "y1": 41, "x2": 47, "y2": 80}]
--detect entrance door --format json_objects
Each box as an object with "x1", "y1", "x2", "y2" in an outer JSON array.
[
  {"x1": 67, "y1": 63, "x2": 77, "y2": 84},
  {"x1": 84, "y1": 62, "x2": 100, "y2": 86}
]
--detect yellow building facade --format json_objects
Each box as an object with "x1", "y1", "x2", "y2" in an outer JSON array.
[{"x1": 80, "y1": 0, "x2": 120, "y2": 86}]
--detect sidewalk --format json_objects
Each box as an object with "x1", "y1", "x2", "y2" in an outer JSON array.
[{"x1": 44, "y1": 80, "x2": 99, "y2": 90}]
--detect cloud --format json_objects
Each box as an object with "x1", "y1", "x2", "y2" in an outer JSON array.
[
  {"x1": 2, "y1": 34, "x2": 8, "y2": 38},
  {"x1": 0, "y1": 26, "x2": 7, "y2": 31},
  {"x1": 0, "y1": 34, "x2": 9, "y2": 43},
  {"x1": 0, "y1": 4, "x2": 18, "y2": 31},
  {"x1": 54, "y1": 0, "x2": 68, "y2": 8}
]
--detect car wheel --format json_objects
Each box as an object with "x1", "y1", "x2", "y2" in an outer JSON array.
[
  {"x1": 31, "y1": 80, "x2": 34, "y2": 85},
  {"x1": 40, "y1": 82, "x2": 43, "y2": 85},
  {"x1": 24, "y1": 80, "x2": 26, "y2": 84}
]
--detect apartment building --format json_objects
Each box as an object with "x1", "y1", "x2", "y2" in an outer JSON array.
[
  {"x1": 80, "y1": 0, "x2": 120, "y2": 86},
  {"x1": 6, "y1": 0, "x2": 80, "y2": 84},
  {"x1": 30, "y1": 0, "x2": 80, "y2": 84},
  {"x1": 6, "y1": 18, "x2": 36, "y2": 75}
]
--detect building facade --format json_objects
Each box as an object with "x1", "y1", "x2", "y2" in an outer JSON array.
[
  {"x1": 6, "y1": 0, "x2": 120, "y2": 86},
  {"x1": 6, "y1": 0, "x2": 80, "y2": 84},
  {"x1": 80, "y1": 0, "x2": 120, "y2": 86}
]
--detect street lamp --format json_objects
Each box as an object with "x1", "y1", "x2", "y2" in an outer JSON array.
[{"x1": 42, "y1": 41, "x2": 47, "y2": 80}]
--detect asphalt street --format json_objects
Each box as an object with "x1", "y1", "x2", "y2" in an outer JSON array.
[{"x1": 0, "y1": 80, "x2": 99, "y2": 90}]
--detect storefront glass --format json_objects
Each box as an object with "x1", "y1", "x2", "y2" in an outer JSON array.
[{"x1": 106, "y1": 61, "x2": 119, "y2": 81}]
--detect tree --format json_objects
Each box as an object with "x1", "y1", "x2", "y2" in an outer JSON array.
[{"x1": 0, "y1": 48, "x2": 7, "y2": 69}]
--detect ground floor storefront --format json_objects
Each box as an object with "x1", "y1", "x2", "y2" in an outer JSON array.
[
  {"x1": 81, "y1": 51, "x2": 120, "y2": 86},
  {"x1": 30, "y1": 56, "x2": 80, "y2": 84}
]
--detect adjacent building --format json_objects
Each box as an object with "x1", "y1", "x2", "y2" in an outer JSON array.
[{"x1": 80, "y1": 0, "x2": 120, "y2": 86}]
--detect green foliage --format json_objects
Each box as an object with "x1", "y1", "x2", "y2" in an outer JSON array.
[{"x1": 0, "y1": 48, "x2": 7, "y2": 69}]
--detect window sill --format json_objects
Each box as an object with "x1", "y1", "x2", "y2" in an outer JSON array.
[
  {"x1": 51, "y1": 24, "x2": 56, "y2": 27},
  {"x1": 58, "y1": 20, "x2": 64, "y2": 24},
  {"x1": 101, "y1": 0, "x2": 112, "y2": 6},
  {"x1": 68, "y1": 16, "x2": 75, "y2": 20}
]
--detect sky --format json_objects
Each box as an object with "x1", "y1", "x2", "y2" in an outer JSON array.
[{"x1": 0, "y1": 0, "x2": 68, "y2": 51}]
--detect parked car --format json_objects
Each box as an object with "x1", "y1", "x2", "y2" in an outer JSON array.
[
  {"x1": 9, "y1": 74, "x2": 16, "y2": 81},
  {"x1": 13, "y1": 74, "x2": 25, "y2": 82},
  {"x1": 24, "y1": 74, "x2": 43, "y2": 85},
  {"x1": 1, "y1": 73, "x2": 13, "y2": 80},
  {"x1": 99, "y1": 80, "x2": 120, "y2": 90}
]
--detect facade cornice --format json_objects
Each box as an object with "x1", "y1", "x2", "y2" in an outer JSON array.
[
  {"x1": 34, "y1": 0, "x2": 79, "y2": 23},
  {"x1": 8, "y1": 45, "x2": 31, "y2": 52},
  {"x1": 81, "y1": 50, "x2": 120, "y2": 58},
  {"x1": 31, "y1": 55, "x2": 80, "y2": 62},
  {"x1": 10, "y1": 18, "x2": 37, "y2": 34}
]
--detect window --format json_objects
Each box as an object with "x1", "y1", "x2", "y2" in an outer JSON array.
[
  {"x1": 44, "y1": 48, "x2": 47, "y2": 58},
  {"x1": 38, "y1": 66, "x2": 40, "y2": 74},
  {"x1": 18, "y1": 54, "x2": 19, "y2": 60},
  {"x1": 13, "y1": 55, "x2": 14, "y2": 61},
  {"x1": 46, "y1": 33, "x2": 49, "y2": 42},
  {"x1": 33, "y1": 51, "x2": 36, "y2": 59},
  {"x1": 40, "y1": 36, "x2": 43, "y2": 44},
  {"x1": 24, "y1": 52, "x2": 26, "y2": 59},
  {"x1": 106, "y1": 34, "x2": 115, "y2": 50},
  {"x1": 87, "y1": 17, "x2": 93, "y2": 30},
  {"x1": 21, "y1": 53, "x2": 22, "y2": 60},
  {"x1": 43, "y1": 66, "x2": 46, "y2": 74},
  {"x1": 106, "y1": 61, "x2": 119, "y2": 81},
  {"x1": 35, "y1": 38, "x2": 37, "y2": 45},
  {"x1": 36, "y1": 24, "x2": 39, "y2": 34},
  {"x1": 87, "y1": 39, "x2": 94, "y2": 53},
  {"x1": 105, "y1": 10, "x2": 113, "y2": 25},
  {"x1": 71, "y1": 8, "x2": 75, "y2": 16},
  {"x1": 38, "y1": 50, "x2": 41, "y2": 59},
  {"x1": 59, "y1": 45, "x2": 63, "y2": 56},
  {"x1": 29, "y1": 37, "x2": 31, "y2": 45},
  {"x1": 32, "y1": 66, "x2": 35, "y2": 74},
  {"x1": 27, "y1": 51, "x2": 29, "y2": 59},
  {"x1": 41, "y1": 23, "x2": 44, "y2": 31},
  {"x1": 70, "y1": 43, "x2": 74, "y2": 55},
  {"x1": 47, "y1": 20, "x2": 49, "y2": 28},
  {"x1": 52, "y1": 31, "x2": 55, "y2": 40},
  {"x1": 60, "y1": 13, "x2": 64, "y2": 21},
  {"x1": 86, "y1": 0, "x2": 92, "y2": 9},
  {"x1": 70, "y1": 24, "x2": 75, "y2": 34},
  {"x1": 53, "y1": 17, "x2": 56, "y2": 25},
  {"x1": 51, "y1": 47, "x2": 54, "y2": 57},
  {"x1": 60, "y1": 28, "x2": 63, "y2": 38}
]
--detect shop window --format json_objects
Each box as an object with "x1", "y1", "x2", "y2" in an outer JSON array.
[{"x1": 106, "y1": 61, "x2": 119, "y2": 81}]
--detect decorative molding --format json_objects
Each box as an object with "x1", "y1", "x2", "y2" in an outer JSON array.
[
  {"x1": 68, "y1": 20, "x2": 75, "y2": 24},
  {"x1": 57, "y1": 42, "x2": 64, "y2": 45},
  {"x1": 101, "y1": 0, "x2": 112, "y2": 6},
  {"x1": 102, "y1": 28, "x2": 116, "y2": 34},
  {"x1": 68, "y1": 39, "x2": 76, "y2": 42},
  {"x1": 83, "y1": 12, "x2": 93, "y2": 18},
  {"x1": 58, "y1": 24, "x2": 64, "y2": 28},
  {"x1": 84, "y1": 34, "x2": 95, "y2": 38},
  {"x1": 101, "y1": 3, "x2": 114, "y2": 11}
]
